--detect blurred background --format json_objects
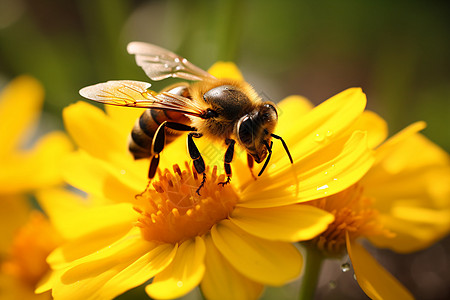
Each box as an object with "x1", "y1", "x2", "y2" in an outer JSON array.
[{"x1": 0, "y1": 0, "x2": 448, "y2": 299}]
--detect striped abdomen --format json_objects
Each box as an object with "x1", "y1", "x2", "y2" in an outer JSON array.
[{"x1": 128, "y1": 85, "x2": 191, "y2": 159}]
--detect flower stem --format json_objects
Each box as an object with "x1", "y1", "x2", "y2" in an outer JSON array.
[{"x1": 298, "y1": 244, "x2": 324, "y2": 300}]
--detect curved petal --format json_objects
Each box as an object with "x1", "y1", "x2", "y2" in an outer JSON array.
[
  {"x1": 146, "y1": 237, "x2": 206, "y2": 299},
  {"x1": 201, "y1": 234, "x2": 264, "y2": 300},
  {"x1": 275, "y1": 95, "x2": 313, "y2": 140},
  {"x1": 239, "y1": 131, "x2": 374, "y2": 208},
  {"x1": 47, "y1": 203, "x2": 137, "y2": 266},
  {"x1": 207, "y1": 62, "x2": 244, "y2": 80},
  {"x1": 230, "y1": 205, "x2": 334, "y2": 241},
  {"x1": 346, "y1": 233, "x2": 413, "y2": 300},
  {"x1": 372, "y1": 121, "x2": 427, "y2": 166},
  {"x1": 268, "y1": 88, "x2": 367, "y2": 167},
  {"x1": 49, "y1": 229, "x2": 154, "y2": 300},
  {"x1": 368, "y1": 210, "x2": 450, "y2": 253},
  {"x1": 63, "y1": 150, "x2": 145, "y2": 203},
  {"x1": 105, "y1": 104, "x2": 146, "y2": 136},
  {"x1": 0, "y1": 131, "x2": 72, "y2": 193},
  {"x1": 0, "y1": 76, "x2": 44, "y2": 155},
  {"x1": 35, "y1": 188, "x2": 90, "y2": 237},
  {"x1": 63, "y1": 101, "x2": 131, "y2": 164},
  {"x1": 347, "y1": 110, "x2": 388, "y2": 149},
  {"x1": 93, "y1": 243, "x2": 177, "y2": 299},
  {"x1": 211, "y1": 220, "x2": 302, "y2": 286}
]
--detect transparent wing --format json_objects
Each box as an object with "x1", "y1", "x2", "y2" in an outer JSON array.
[
  {"x1": 79, "y1": 80, "x2": 206, "y2": 117},
  {"x1": 127, "y1": 42, "x2": 216, "y2": 81}
]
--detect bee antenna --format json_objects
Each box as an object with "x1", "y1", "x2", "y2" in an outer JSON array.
[
  {"x1": 258, "y1": 140, "x2": 273, "y2": 177},
  {"x1": 271, "y1": 133, "x2": 293, "y2": 164}
]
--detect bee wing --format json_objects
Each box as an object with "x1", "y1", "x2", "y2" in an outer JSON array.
[
  {"x1": 79, "y1": 80, "x2": 206, "y2": 117},
  {"x1": 127, "y1": 42, "x2": 216, "y2": 81}
]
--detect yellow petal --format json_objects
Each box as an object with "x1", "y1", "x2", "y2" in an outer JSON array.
[
  {"x1": 105, "y1": 104, "x2": 146, "y2": 134},
  {"x1": 230, "y1": 205, "x2": 334, "y2": 241},
  {"x1": 63, "y1": 150, "x2": 144, "y2": 203},
  {"x1": 0, "y1": 131, "x2": 72, "y2": 193},
  {"x1": 275, "y1": 95, "x2": 313, "y2": 138},
  {"x1": 269, "y1": 87, "x2": 367, "y2": 167},
  {"x1": 146, "y1": 237, "x2": 206, "y2": 299},
  {"x1": 373, "y1": 121, "x2": 426, "y2": 166},
  {"x1": 207, "y1": 62, "x2": 244, "y2": 80},
  {"x1": 50, "y1": 229, "x2": 154, "y2": 300},
  {"x1": 47, "y1": 203, "x2": 136, "y2": 266},
  {"x1": 369, "y1": 210, "x2": 450, "y2": 253},
  {"x1": 35, "y1": 188, "x2": 89, "y2": 238},
  {"x1": 201, "y1": 234, "x2": 264, "y2": 300},
  {"x1": 98, "y1": 243, "x2": 177, "y2": 299},
  {"x1": 0, "y1": 75, "x2": 44, "y2": 156},
  {"x1": 346, "y1": 233, "x2": 413, "y2": 300},
  {"x1": 211, "y1": 220, "x2": 302, "y2": 285},
  {"x1": 239, "y1": 131, "x2": 374, "y2": 208},
  {"x1": 347, "y1": 110, "x2": 388, "y2": 149},
  {"x1": 63, "y1": 101, "x2": 130, "y2": 163}
]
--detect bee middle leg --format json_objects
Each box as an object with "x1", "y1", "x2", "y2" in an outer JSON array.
[
  {"x1": 218, "y1": 138, "x2": 235, "y2": 186},
  {"x1": 187, "y1": 132, "x2": 207, "y2": 195}
]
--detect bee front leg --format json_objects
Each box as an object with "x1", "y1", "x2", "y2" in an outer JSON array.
[
  {"x1": 187, "y1": 132, "x2": 207, "y2": 195},
  {"x1": 219, "y1": 139, "x2": 235, "y2": 186},
  {"x1": 247, "y1": 153, "x2": 257, "y2": 180}
]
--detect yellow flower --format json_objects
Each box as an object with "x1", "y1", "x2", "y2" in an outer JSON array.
[
  {"x1": 0, "y1": 211, "x2": 62, "y2": 300},
  {"x1": 0, "y1": 76, "x2": 72, "y2": 298},
  {"x1": 0, "y1": 76, "x2": 72, "y2": 194},
  {"x1": 38, "y1": 63, "x2": 374, "y2": 299},
  {"x1": 305, "y1": 112, "x2": 450, "y2": 299}
]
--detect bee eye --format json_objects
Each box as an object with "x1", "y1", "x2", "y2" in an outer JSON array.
[
  {"x1": 263, "y1": 103, "x2": 278, "y2": 119},
  {"x1": 238, "y1": 117, "x2": 254, "y2": 145}
]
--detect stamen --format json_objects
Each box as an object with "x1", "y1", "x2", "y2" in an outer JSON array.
[
  {"x1": 307, "y1": 184, "x2": 393, "y2": 256},
  {"x1": 134, "y1": 163, "x2": 239, "y2": 244}
]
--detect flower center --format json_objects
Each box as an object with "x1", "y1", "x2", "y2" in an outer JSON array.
[
  {"x1": 307, "y1": 184, "x2": 393, "y2": 256},
  {"x1": 134, "y1": 163, "x2": 239, "y2": 244},
  {"x1": 1, "y1": 211, "x2": 62, "y2": 287}
]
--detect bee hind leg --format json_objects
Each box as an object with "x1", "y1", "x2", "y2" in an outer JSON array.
[{"x1": 218, "y1": 139, "x2": 235, "y2": 186}]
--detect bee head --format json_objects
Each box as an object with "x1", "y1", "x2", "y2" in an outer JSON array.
[{"x1": 236, "y1": 102, "x2": 278, "y2": 163}]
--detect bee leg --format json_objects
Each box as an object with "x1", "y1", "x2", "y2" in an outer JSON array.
[
  {"x1": 258, "y1": 140, "x2": 273, "y2": 176},
  {"x1": 219, "y1": 139, "x2": 235, "y2": 186},
  {"x1": 187, "y1": 132, "x2": 207, "y2": 195},
  {"x1": 247, "y1": 153, "x2": 257, "y2": 180}
]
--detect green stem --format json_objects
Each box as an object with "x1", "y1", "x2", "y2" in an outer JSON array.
[{"x1": 298, "y1": 244, "x2": 324, "y2": 300}]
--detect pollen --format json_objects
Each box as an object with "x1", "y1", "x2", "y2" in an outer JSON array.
[
  {"x1": 307, "y1": 184, "x2": 394, "y2": 256},
  {"x1": 1, "y1": 211, "x2": 63, "y2": 287},
  {"x1": 134, "y1": 163, "x2": 239, "y2": 244}
]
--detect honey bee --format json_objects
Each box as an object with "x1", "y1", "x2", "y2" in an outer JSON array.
[{"x1": 79, "y1": 42, "x2": 293, "y2": 194}]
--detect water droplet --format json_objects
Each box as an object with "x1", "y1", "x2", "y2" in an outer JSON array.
[
  {"x1": 328, "y1": 280, "x2": 337, "y2": 289},
  {"x1": 317, "y1": 184, "x2": 329, "y2": 191},
  {"x1": 163, "y1": 63, "x2": 169, "y2": 68},
  {"x1": 314, "y1": 133, "x2": 325, "y2": 142},
  {"x1": 120, "y1": 170, "x2": 126, "y2": 175},
  {"x1": 174, "y1": 57, "x2": 180, "y2": 63},
  {"x1": 353, "y1": 273, "x2": 357, "y2": 281},
  {"x1": 341, "y1": 263, "x2": 351, "y2": 272},
  {"x1": 177, "y1": 281, "x2": 183, "y2": 287},
  {"x1": 326, "y1": 130, "x2": 333, "y2": 137}
]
